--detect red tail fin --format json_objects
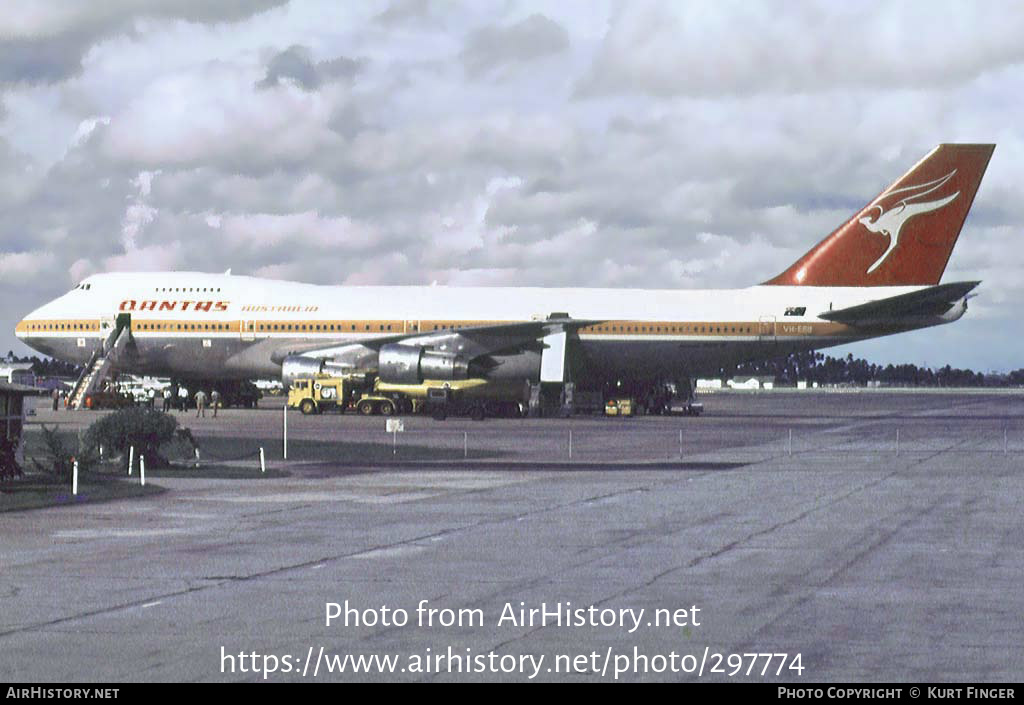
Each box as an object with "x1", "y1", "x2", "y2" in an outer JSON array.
[{"x1": 765, "y1": 144, "x2": 994, "y2": 287}]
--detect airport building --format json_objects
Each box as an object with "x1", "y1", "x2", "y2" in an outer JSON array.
[
  {"x1": 0, "y1": 382, "x2": 34, "y2": 470},
  {"x1": 0, "y1": 362, "x2": 36, "y2": 387}
]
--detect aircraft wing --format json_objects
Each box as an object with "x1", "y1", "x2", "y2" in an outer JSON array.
[
  {"x1": 819, "y1": 281, "x2": 980, "y2": 325},
  {"x1": 270, "y1": 316, "x2": 601, "y2": 365},
  {"x1": 391, "y1": 317, "x2": 600, "y2": 358}
]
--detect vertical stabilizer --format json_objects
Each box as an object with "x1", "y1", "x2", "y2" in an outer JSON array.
[{"x1": 765, "y1": 144, "x2": 994, "y2": 287}]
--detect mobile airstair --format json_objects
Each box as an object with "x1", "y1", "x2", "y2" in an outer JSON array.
[{"x1": 67, "y1": 321, "x2": 132, "y2": 409}]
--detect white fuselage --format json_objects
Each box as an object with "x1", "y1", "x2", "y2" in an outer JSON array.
[{"x1": 16, "y1": 272, "x2": 949, "y2": 382}]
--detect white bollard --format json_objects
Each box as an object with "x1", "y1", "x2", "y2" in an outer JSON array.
[
  {"x1": 568, "y1": 429, "x2": 573, "y2": 460},
  {"x1": 72, "y1": 459, "x2": 78, "y2": 496},
  {"x1": 128, "y1": 445, "x2": 134, "y2": 476},
  {"x1": 283, "y1": 404, "x2": 288, "y2": 459},
  {"x1": 788, "y1": 428, "x2": 793, "y2": 457},
  {"x1": 260, "y1": 447, "x2": 266, "y2": 473},
  {"x1": 140, "y1": 456, "x2": 146, "y2": 486}
]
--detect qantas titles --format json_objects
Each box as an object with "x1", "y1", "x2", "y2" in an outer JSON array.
[
  {"x1": 240, "y1": 304, "x2": 320, "y2": 313},
  {"x1": 117, "y1": 300, "x2": 321, "y2": 313},
  {"x1": 120, "y1": 300, "x2": 229, "y2": 312}
]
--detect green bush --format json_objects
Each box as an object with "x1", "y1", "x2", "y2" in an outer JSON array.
[
  {"x1": 83, "y1": 407, "x2": 178, "y2": 469},
  {"x1": 30, "y1": 425, "x2": 96, "y2": 479}
]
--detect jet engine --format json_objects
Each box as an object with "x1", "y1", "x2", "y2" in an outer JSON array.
[
  {"x1": 378, "y1": 344, "x2": 470, "y2": 385},
  {"x1": 281, "y1": 355, "x2": 327, "y2": 386},
  {"x1": 281, "y1": 355, "x2": 359, "y2": 386}
]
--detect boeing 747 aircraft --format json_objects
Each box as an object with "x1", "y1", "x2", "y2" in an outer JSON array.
[{"x1": 15, "y1": 144, "x2": 993, "y2": 408}]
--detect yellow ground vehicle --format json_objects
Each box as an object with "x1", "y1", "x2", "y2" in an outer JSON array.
[
  {"x1": 288, "y1": 374, "x2": 406, "y2": 416},
  {"x1": 288, "y1": 376, "x2": 351, "y2": 415},
  {"x1": 375, "y1": 378, "x2": 523, "y2": 420},
  {"x1": 289, "y1": 375, "x2": 524, "y2": 418},
  {"x1": 352, "y1": 390, "x2": 403, "y2": 416},
  {"x1": 604, "y1": 398, "x2": 634, "y2": 417}
]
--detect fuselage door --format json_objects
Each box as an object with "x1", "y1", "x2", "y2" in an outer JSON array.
[
  {"x1": 758, "y1": 316, "x2": 776, "y2": 342},
  {"x1": 240, "y1": 320, "x2": 256, "y2": 342},
  {"x1": 100, "y1": 315, "x2": 116, "y2": 334}
]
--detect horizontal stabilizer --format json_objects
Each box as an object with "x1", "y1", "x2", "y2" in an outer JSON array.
[{"x1": 819, "y1": 281, "x2": 980, "y2": 324}]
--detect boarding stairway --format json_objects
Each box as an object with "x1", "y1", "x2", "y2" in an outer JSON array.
[{"x1": 67, "y1": 323, "x2": 132, "y2": 410}]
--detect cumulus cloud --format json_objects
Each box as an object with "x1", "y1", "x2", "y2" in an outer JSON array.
[
  {"x1": 0, "y1": 0, "x2": 287, "y2": 84},
  {"x1": 0, "y1": 250, "x2": 59, "y2": 284},
  {"x1": 103, "y1": 241, "x2": 185, "y2": 272},
  {"x1": 257, "y1": 45, "x2": 365, "y2": 91},
  {"x1": 461, "y1": 13, "x2": 570, "y2": 78},
  {"x1": 375, "y1": 0, "x2": 449, "y2": 28},
  {"x1": 576, "y1": 0, "x2": 1024, "y2": 98},
  {"x1": 100, "y1": 62, "x2": 347, "y2": 171},
  {"x1": 217, "y1": 211, "x2": 383, "y2": 252},
  {"x1": 0, "y1": 35, "x2": 97, "y2": 85}
]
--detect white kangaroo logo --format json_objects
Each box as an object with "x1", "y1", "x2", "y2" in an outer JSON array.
[{"x1": 859, "y1": 170, "x2": 959, "y2": 274}]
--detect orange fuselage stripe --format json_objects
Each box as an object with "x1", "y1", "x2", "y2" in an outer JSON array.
[{"x1": 16, "y1": 318, "x2": 852, "y2": 338}]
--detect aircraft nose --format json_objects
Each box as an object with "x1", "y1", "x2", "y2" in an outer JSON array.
[
  {"x1": 14, "y1": 313, "x2": 33, "y2": 339},
  {"x1": 15, "y1": 304, "x2": 48, "y2": 352}
]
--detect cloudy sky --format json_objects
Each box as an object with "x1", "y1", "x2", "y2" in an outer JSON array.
[{"x1": 1, "y1": 0, "x2": 1022, "y2": 371}]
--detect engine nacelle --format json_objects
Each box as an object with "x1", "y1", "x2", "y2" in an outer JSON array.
[
  {"x1": 281, "y1": 355, "x2": 326, "y2": 386},
  {"x1": 282, "y1": 354, "x2": 368, "y2": 386},
  {"x1": 378, "y1": 344, "x2": 470, "y2": 384}
]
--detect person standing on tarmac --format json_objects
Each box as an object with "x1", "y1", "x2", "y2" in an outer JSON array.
[
  {"x1": 194, "y1": 389, "x2": 207, "y2": 418},
  {"x1": 178, "y1": 385, "x2": 188, "y2": 412},
  {"x1": 210, "y1": 389, "x2": 221, "y2": 417},
  {"x1": 162, "y1": 388, "x2": 172, "y2": 412}
]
